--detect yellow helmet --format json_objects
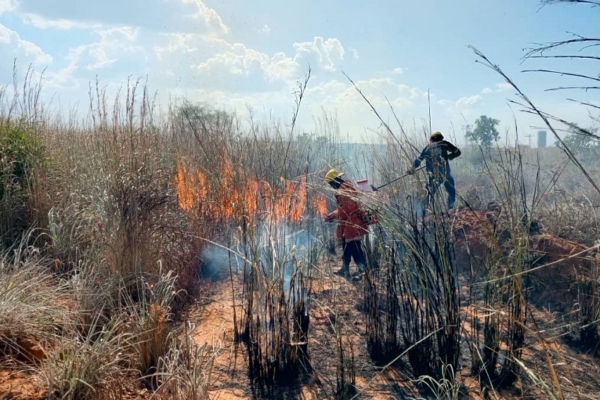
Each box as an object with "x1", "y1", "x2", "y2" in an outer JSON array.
[
  {"x1": 324, "y1": 168, "x2": 344, "y2": 183},
  {"x1": 430, "y1": 131, "x2": 444, "y2": 141}
]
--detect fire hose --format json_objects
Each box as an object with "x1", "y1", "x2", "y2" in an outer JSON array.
[{"x1": 374, "y1": 166, "x2": 425, "y2": 190}]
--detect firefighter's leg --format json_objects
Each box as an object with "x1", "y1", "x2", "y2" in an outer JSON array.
[
  {"x1": 444, "y1": 172, "x2": 456, "y2": 209},
  {"x1": 334, "y1": 240, "x2": 351, "y2": 277}
]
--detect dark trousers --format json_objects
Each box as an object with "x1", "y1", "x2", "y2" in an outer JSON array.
[
  {"x1": 427, "y1": 170, "x2": 456, "y2": 209},
  {"x1": 342, "y1": 239, "x2": 366, "y2": 271}
]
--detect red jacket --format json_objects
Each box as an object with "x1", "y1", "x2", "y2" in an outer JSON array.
[{"x1": 324, "y1": 181, "x2": 369, "y2": 241}]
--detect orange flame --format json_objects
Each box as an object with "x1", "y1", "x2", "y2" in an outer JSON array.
[
  {"x1": 175, "y1": 162, "x2": 195, "y2": 211},
  {"x1": 313, "y1": 194, "x2": 328, "y2": 217},
  {"x1": 174, "y1": 157, "x2": 322, "y2": 225}
]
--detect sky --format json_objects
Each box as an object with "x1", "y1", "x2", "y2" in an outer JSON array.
[{"x1": 0, "y1": 0, "x2": 598, "y2": 145}]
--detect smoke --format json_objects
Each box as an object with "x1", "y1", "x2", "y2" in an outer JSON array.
[
  {"x1": 199, "y1": 244, "x2": 246, "y2": 281},
  {"x1": 199, "y1": 221, "x2": 322, "y2": 292},
  {"x1": 252, "y1": 222, "x2": 319, "y2": 295}
]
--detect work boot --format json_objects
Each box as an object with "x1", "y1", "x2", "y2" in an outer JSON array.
[
  {"x1": 351, "y1": 271, "x2": 364, "y2": 282},
  {"x1": 352, "y1": 264, "x2": 366, "y2": 281},
  {"x1": 334, "y1": 265, "x2": 350, "y2": 278}
]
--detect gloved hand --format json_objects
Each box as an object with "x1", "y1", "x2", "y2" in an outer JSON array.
[{"x1": 324, "y1": 210, "x2": 338, "y2": 222}]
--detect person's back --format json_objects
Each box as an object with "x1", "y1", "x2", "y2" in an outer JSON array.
[
  {"x1": 411, "y1": 131, "x2": 461, "y2": 209},
  {"x1": 415, "y1": 137, "x2": 461, "y2": 175}
]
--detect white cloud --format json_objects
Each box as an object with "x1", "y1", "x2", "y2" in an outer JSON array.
[
  {"x1": 391, "y1": 67, "x2": 404, "y2": 75},
  {"x1": 21, "y1": 13, "x2": 101, "y2": 30},
  {"x1": 42, "y1": 26, "x2": 143, "y2": 88},
  {"x1": 0, "y1": 23, "x2": 53, "y2": 65},
  {"x1": 455, "y1": 94, "x2": 482, "y2": 108},
  {"x1": 179, "y1": 0, "x2": 229, "y2": 35},
  {"x1": 190, "y1": 39, "x2": 301, "y2": 88},
  {"x1": 495, "y1": 82, "x2": 512, "y2": 92},
  {"x1": 158, "y1": 35, "x2": 351, "y2": 93},
  {"x1": 481, "y1": 87, "x2": 492, "y2": 94},
  {"x1": 0, "y1": 0, "x2": 16, "y2": 14},
  {"x1": 293, "y1": 37, "x2": 345, "y2": 72},
  {"x1": 349, "y1": 47, "x2": 359, "y2": 60},
  {"x1": 12, "y1": 0, "x2": 228, "y2": 36},
  {"x1": 260, "y1": 24, "x2": 271, "y2": 34}
]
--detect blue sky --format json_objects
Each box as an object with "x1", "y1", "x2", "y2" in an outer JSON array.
[{"x1": 0, "y1": 0, "x2": 598, "y2": 144}]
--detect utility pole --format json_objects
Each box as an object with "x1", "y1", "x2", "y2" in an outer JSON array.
[
  {"x1": 525, "y1": 133, "x2": 533, "y2": 148},
  {"x1": 427, "y1": 89, "x2": 432, "y2": 135}
]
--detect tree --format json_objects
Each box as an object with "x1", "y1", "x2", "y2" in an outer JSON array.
[
  {"x1": 556, "y1": 125, "x2": 599, "y2": 161},
  {"x1": 465, "y1": 115, "x2": 500, "y2": 148}
]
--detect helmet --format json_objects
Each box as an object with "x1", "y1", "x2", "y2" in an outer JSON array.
[
  {"x1": 430, "y1": 131, "x2": 444, "y2": 141},
  {"x1": 325, "y1": 168, "x2": 344, "y2": 183}
]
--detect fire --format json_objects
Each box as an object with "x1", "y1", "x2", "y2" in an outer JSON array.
[
  {"x1": 174, "y1": 156, "x2": 325, "y2": 225},
  {"x1": 313, "y1": 194, "x2": 328, "y2": 217},
  {"x1": 175, "y1": 162, "x2": 196, "y2": 211}
]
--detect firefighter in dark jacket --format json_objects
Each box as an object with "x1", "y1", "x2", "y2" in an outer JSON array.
[
  {"x1": 323, "y1": 169, "x2": 369, "y2": 279},
  {"x1": 409, "y1": 131, "x2": 461, "y2": 209}
]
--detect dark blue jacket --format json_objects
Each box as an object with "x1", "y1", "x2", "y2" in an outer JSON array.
[{"x1": 413, "y1": 140, "x2": 461, "y2": 174}]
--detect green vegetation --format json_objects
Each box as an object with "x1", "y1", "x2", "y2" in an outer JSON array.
[
  {"x1": 0, "y1": 121, "x2": 46, "y2": 247},
  {"x1": 465, "y1": 115, "x2": 501, "y2": 149}
]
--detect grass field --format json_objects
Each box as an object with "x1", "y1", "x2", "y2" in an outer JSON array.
[{"x1": 1, "y1": 66, "x2": 600, "y2": 400}]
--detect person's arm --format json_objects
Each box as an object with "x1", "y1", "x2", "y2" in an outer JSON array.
[
  {"x1": 413, "y1": 146, "x2": 428, "y2": 168},
  {"x1": 324, "y1": 209, "x2": 338, "y2": 222},
  {"x1": 445, "y1": 141, "x2": 461, "y2": 160}
]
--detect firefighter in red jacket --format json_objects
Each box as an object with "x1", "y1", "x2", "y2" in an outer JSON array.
[{"x1": 323, "y1": 169, "x2": 369, "y2": 279}]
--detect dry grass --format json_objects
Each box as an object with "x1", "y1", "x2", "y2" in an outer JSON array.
[{"x1": 1, "y1": 51, "x2": 600, "y2": 400}]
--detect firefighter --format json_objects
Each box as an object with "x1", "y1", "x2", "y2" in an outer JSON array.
[
  {"x1": 323, "y1": 169, "x2": 369, "y2": 280},
  {"x1": 408, "y1": 131, "x2": 461, "y2": 210}
]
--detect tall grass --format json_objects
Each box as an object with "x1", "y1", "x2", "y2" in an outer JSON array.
[
  {"x1": 0, "y1": 67, "x2": 227, "y2": 399},
  {"x1": 2, "y1": 50, "x2": 600, "y2": 399},
  {"x1": 171, "y1": 80, "x2": 339, "y2": 393}
]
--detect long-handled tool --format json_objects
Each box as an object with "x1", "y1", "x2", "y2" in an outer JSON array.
[{"x1": 375, "y1": 166, "x2": 425, "y2": 190}]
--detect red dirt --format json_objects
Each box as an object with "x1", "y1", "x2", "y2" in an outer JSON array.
[
  {"x1": 451, "y1": 205, "x2": 600, "y2": 311},
  {"x1": 0, "y1": 370, "x2": 46, "y2": 400}
]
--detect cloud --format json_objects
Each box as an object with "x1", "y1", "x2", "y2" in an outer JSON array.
[
  {"x1": 259, "y1": 24, "x2": 271, "y2": 34},
  {"x1": 0, "y1": 23, "x2": 53, "y2": 68},
  {"x1": 433, "y1": 94, "x2": 483, "y2": 128},
  {"x1": 349, "y1": 47, "x2": 359, "y2": 60},
  {"x1": 42, "y1": 26, "x2": 144, "y2": 88},
  {"x1": 21, "y1": 13, "x2": 101, "y2": 30},
  {"x1": 481, "y1": 87, "x2": 492, "y2": 94},
  {"x1": 179, "y1": 0, "x2": 229, "y2": 34},
  {"x1": 0, "y1": 0, "x2": 16, "y2": 14},
  {"x1": 293, "y1": 37, "x2": 345, "y2": 72},
  {"x1": 301, "y1": 78, "x2": 431, "y2": 129},
  {"x1": 157, "y1": 35, "x2": 351, "y2": 93},
  {"x1": 11, "y1": 0, "x2": 228, "y2": 35},
  {"x1": 455, "y1": 94, "x2": 482, "y2": 108},
  {"x1": 437, "y1": 95, "x2": 482, "y2": 109},
  {"x1": 495, "y1": 82, "x2": 512, "y2": 92},
  {"x1": 182, "y1": 38, "x2": 301, "y2": 91},
  {"x1": 391, "y1": 67, "x2": 404, "y2": 75},
  {"x1": 162, "y1": 75, "x2": 434, "y2": 142}
]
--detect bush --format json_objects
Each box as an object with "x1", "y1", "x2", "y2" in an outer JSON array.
[{"x1": 0, "y1": 120, "x2": 46, "y2": 248}]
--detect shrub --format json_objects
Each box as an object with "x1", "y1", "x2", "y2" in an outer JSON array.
[{"x1": 0, "y1": 120, "x2": 46, "y2": 248}]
